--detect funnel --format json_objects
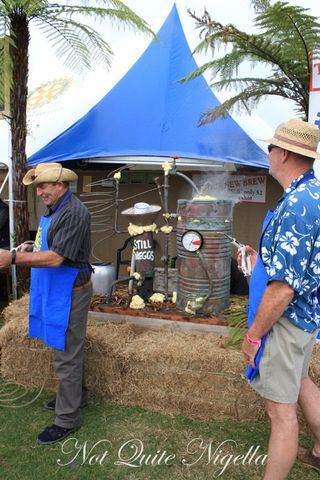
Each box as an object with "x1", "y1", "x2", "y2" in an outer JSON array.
[{"x1": 121, "y1": 202, "x2": 161, "y2": 226}]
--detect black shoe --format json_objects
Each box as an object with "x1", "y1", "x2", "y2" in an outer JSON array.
[
  {"x1": 37, "y1": 424, "x2": 79, "y2": 445},
  {"x1": 44, "y1": 397, "x2": 88, "y2": 411}
]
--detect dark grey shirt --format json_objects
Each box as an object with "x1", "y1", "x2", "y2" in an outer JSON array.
[{"x1": 45, "y1": 191, "x2": 92, "y2": 286}]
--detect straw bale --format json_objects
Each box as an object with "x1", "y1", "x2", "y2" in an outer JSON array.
[
  {"x1": 1, "y1": 345, "x2": 56, "y2": 390},
  {"x1": 2, "y1": 295, "x2": 320, "y2": 427},
  {"x1": 0, "y1": 303, "x2": 135, "y2": 395},
  {"x1": 84, "y1": 321, "x2": 135, "y2": 399},
  {"x1": 0, "y1": 296, "x2": 56, "y2": 390},
  {"x1": 119, "y1": 330, "x2": 266, "y2": 421},
  {"x1": 2, "y1": 294, "x2": 30, "y2": 324}
]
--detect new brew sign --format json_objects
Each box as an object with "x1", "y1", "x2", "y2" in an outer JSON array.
[{"x1": 225, "y1": 174, "x2": 267, "y2": 203}]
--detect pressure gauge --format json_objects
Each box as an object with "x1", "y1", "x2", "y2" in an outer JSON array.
[{"x1": 181, "y1": 230, "x2": 203, "y2": 252}]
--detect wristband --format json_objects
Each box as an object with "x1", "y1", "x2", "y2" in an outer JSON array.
[
  {"x1": 245, "y1": 332, "x2": 261, "y2": 347},
  {"x1": 11, "y1": 248, "x2": 17, "y2": 265}
]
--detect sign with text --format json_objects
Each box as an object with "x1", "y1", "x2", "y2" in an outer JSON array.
[
  {"x1": 310, "y1": 59, "x2": 320, "y2": 92},
  {"x1": 309, "y1": 56, "x2": 320, "y2": 135},
  {"x1": 226, "y1": 174, "x2": 267, "y2": 203}
]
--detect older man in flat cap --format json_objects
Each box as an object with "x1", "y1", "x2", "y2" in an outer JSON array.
[
  {"x1": 238, "y1": 119, "x2": 320, "y2": 478},
  {"x1": 0, "y1": 163, "x2": 92, "y2": 444}
]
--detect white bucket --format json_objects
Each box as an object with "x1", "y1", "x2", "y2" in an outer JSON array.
[{"x1": 91, "y1": 263, "x2": 116, "y2": 296}]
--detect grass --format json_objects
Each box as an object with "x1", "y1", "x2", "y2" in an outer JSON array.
[{"x1": 0, "y1": 378, "x2": 318, "y2": 480}]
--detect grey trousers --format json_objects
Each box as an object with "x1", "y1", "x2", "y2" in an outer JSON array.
[{"x1": 53, "y1": 282, "x2": 92, "y2": 429}]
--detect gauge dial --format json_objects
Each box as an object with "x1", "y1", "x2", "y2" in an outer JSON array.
[{"x1": 181, "y1": 230, "x2": 203, "y2": 252}]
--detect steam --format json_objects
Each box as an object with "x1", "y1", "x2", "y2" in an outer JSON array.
[{"x1": 192, "y1": 172, "x2": 241, "y2": 203}]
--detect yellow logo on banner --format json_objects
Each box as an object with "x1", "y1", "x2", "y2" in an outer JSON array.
[{"x1": 27, "y1": 78, "x2": 72, "y2": 110}]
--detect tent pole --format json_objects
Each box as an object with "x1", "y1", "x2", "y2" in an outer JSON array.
[{"x1": 163, "y1": 172, "x2": 169, "y2": 301}]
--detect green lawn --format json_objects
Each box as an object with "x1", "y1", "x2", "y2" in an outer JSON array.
[{"x1": 0, "y1": 378, "x2": 318, "y2": 480}]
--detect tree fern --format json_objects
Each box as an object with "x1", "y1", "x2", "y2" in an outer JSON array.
[
  {"x1": 0, "y1": 0, "x2": 153, "y2": 296},
  {"x1": 182, "y1": 1, "x2": 320, "y2": 123}
]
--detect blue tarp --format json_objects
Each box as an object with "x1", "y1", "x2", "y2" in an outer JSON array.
[{"x1": 28, "y1": 5, "x2": 268, "y2": 168}]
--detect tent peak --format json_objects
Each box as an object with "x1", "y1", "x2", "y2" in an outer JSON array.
[{"x1": 28, "y1": 3, "x2": 267, "y2": 169}]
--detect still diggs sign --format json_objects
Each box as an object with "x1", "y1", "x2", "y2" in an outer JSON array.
[{"x1": 133, "y1": 232, "x2": 155, "y2": 277}]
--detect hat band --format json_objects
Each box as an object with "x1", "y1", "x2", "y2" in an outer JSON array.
[{"x1": 274, "y1": 133, "x2": 316, "y2": 152}]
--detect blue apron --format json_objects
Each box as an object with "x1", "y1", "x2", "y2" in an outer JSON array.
[
  {"x1": 246, "y1": 171, "x2": 316, "y2": 381},
  {"x1": 29, "y1": 192, "x2": 80, "y2": 351},
  {"x1": 246, "y1": 211, "x2": 273, "y2": 381}
]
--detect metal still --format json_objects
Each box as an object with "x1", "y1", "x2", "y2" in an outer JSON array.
[{"x1": 176, "y1": 199, "x2": 233, "y2": 314}]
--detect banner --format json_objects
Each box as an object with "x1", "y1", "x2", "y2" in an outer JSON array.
[
  {"x1": 193, "y1": 173, "x2": 267, "y2": 204},
  {"x1": 308, "y1": 56, "x2": 320, "y2": 128},
  {"x1": 225, "y1": 174, "x2": 267, "y2": 203}
]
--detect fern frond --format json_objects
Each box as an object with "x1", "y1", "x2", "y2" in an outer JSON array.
[{"x1": 187, "y1": 1, "x2": 320, "y2": 121}]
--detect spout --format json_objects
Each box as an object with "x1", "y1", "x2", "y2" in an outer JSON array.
[
  {"x1": 175, "y1": 171, "x2": 200, "y2": 195},
  {"x1": 106, "y1": 275, "x2": 140, "y2": 304}
]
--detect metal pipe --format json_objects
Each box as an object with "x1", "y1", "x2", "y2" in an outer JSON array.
[
  {"x1": 128, "y1": 248, "x2": 135, "y2": 294},
  {"x1": 114, "y1": 179, "x2": 121, "y2": 233},
  {"x1": 106, "y1": 275, "x2": 138, "y2": 304},
  {"x1": 0, "y1": 172, "x2": 9, "y2": 195},
  {"x1": 153, "y1": 176, "x2": 165, "y2": 209},
  {"x1": 175, "y1": 171, "x2": 200, "y2": 195},
  {"x1": 186, "y1": 251, "x2": 213, "y2": 313},
  {"x1": 163, "y1": 172, "x2": 169, "y2": 301},
  {"x1": 196, "y1": 250, "x2": 213, "y2": 302},
  {"x1": 118, "y1": 186, "x2": 160, "y2": 204}
]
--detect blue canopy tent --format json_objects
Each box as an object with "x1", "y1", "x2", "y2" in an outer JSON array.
[{"x1": 28, "y1": 4, "x2": 268, "y2": 168}]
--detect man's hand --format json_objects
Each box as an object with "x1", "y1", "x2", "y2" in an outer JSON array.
[
  {"x1": 16, "y1": 241, "x2": 35, "y2": 253},
  {"x1": 0, "y1": 249, "x2": 12, "y2": 269},
  {"x1": 242, "y1": 335, "x2": 260, "y2": 368}
]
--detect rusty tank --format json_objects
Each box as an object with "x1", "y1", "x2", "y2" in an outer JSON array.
[{"x1": 176, "y1": 199, "x2": 233, "y2": 314}]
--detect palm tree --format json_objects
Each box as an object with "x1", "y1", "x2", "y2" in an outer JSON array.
[
  {"x1": 181, "y1": 1, "x2": 320, "y2": 125},
  {"x1": 0, "y1": 0, "x2": 152, "y2": 294}
]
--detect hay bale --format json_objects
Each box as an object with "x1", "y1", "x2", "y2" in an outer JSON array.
[
  {"x1": 0, "y1": 295, "x2": 56, "y2": 390},
  {"x1": 118, "y1": 331, "x2": 265, "y2": 421},
  {"x1": 84, "y1": 321, "x2": 135, "y2": 399},
  {"x1": 298, "y1": 343, "x2": 320, "y2": 434},
  {"x1": 2, "y1": 295, "x2": 320, "y2": 428},
  {"x1": 2, "y1": 294, "x2": 30, "y2": 324},
  {"x1": 0, "y1": 298, "x2": 135, "y2": 396}
]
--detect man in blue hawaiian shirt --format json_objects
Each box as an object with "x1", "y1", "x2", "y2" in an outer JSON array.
[{"x1": 239, "y1": 119, "x2": 320, "y2": 478}]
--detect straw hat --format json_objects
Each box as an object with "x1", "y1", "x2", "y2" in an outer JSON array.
[
  {"x1": 23, "y1": 163, "x2": 78, "y2": 186},
  {"x1": 260, "y1": 118, "x2": 320, "y2": 159}
]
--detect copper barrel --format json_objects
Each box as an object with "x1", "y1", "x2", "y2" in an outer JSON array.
[{"x1": 176, "y1": 199, "x2": 233, "y2": 314}]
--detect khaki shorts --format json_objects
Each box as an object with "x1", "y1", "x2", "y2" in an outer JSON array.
[{"x1": 251, "y1": 316, "x2": 318, "y2": 403}]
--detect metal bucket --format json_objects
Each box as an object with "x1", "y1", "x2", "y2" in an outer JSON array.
[
  {"x1": 176, "y1": 199, "x2": 233, "y2": 314},
  {"x1": 91, "y1": 262, "x2": 116, "y2": 296}
]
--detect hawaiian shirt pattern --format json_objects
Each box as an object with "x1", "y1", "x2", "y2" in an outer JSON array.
[{"x1": 260, "y1": 169, "x2": 320, "y2": 332}]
